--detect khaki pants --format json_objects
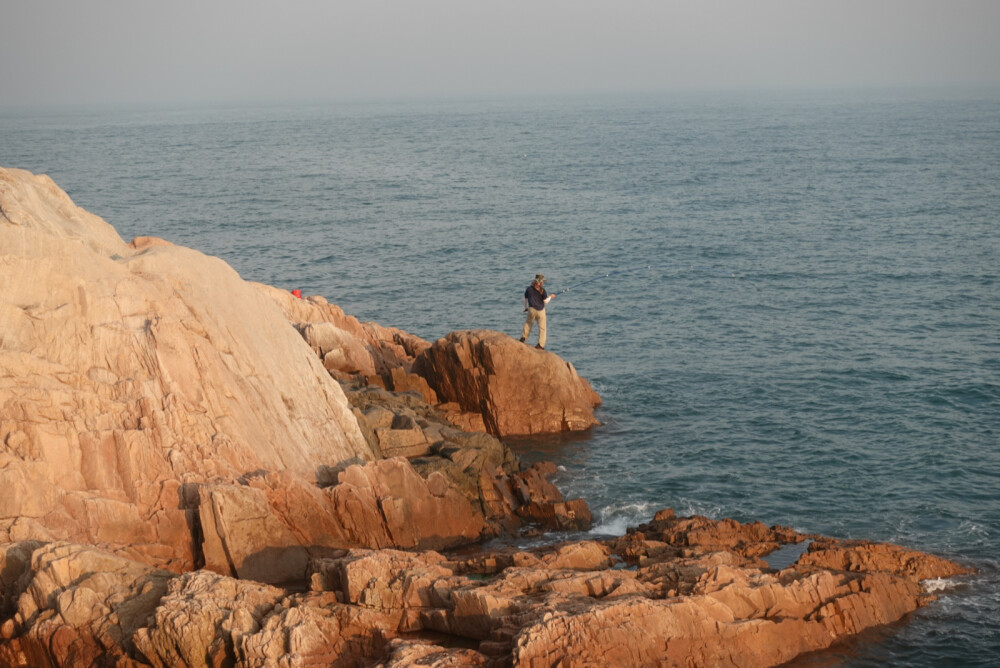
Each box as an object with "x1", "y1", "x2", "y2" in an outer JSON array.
[{"x1": 521, "y1": 307, "x2": 547, "y2": 347}]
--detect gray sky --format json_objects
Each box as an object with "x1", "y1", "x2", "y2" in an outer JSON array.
[{"x1": 2, "y1": 0, "x2": 999, "y2": 108}]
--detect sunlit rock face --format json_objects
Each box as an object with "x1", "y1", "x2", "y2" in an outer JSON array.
[
  {"x1": 0, "y1": 167, "x2": 592, "y2": 579},
  {"x1": 0, "y1": 513, "x2": 972, "y2": 668},
  {"x1": 0, "y1": 167, "x2": 973, "y2": 668},
  {"x1": 415, "y1": 329, "x2": 602, "y2": 436},
  {"x1": 0, "y1": 166, "x2": 372, "y2": 570}
]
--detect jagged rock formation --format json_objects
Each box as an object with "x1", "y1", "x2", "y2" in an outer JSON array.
[
  {"x1": 0, "y1": 167, "x2": 373, "y2": 571},
  {"x1": 0, "y1": 166, "x2": 974, "y2": 666},
  {"x1": 0, "y1": 166, "x2": 591, "y2": 578},
  {"x1": 414, "y1": 330, "x2": 602, "y2": 436},
  {"x1": 0, "y1": 513, "x2": 971, "y2": 667},
  {"x1": 269, "y1": 294, "x2": 602, "y2": 438}
]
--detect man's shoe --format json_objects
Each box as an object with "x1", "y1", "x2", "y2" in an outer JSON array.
[
  {"x1": 535, "y1": 344, "x2": 544, "y2": 350},
  {"x1": 519, "y1": 337, "x2": 526, "y2": 343}
]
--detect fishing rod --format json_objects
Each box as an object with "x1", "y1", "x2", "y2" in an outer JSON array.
[{"x1": 554, "y1": 263, "x2": 736, "y2": 296}]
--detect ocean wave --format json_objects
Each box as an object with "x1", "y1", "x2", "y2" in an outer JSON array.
[{"x1": 587, "y1": 501, "x2": 661, "y2": 537}]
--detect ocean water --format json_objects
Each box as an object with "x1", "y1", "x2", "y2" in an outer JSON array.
[{"x1": 2, "y1": 89, "x2": 998, "y2": 666}]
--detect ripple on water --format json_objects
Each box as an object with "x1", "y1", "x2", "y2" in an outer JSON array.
[{"x1": 3, "y1": 92, "x2": 998, "y2": 667}]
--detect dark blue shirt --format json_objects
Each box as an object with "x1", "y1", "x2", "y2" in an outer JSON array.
[{"x1": 525, "y1": 284, "x2": 548, "y2": 310}]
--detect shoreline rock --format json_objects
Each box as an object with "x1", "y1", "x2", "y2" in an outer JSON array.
[
  {"x1": 269, "y1": 287, "x2": 602, "y2": 438},
  {"x1": 414, "y1": 330, "x2": 602, "y2": 437},
  {"x1": 0, "y1": 166, "x2": 974, "y2": 666},
  {"x1": 0, "y1": 166, "x2": 593, "y2": 580},
  {"x1": 0, "y1": 513, "x2": 972, "y2": 667}
]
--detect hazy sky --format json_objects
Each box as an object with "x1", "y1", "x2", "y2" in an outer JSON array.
[{"x1": 2, "y1": 0, "x2": 999, "y2": 108}]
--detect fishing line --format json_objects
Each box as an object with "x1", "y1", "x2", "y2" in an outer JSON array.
[
  {"x1": 553, "y1": 263, "x2": 736, "y2": 297},
  {"x1": 525, "y1": 263, "x2": 780, "y2": 313}
]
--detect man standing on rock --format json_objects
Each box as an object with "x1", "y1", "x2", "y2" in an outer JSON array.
[{"x1": 520, "y1": 273, "x2": 554, "y2": 350}]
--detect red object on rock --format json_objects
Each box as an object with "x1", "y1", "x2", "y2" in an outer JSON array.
[{"x1": 291, "y1": 289, "x2": 302, "y2": 298}]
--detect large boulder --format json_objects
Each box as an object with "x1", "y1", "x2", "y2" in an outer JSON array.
[
  {"x1": 414, "y1": 330, "x2": 602, "y2": 436},
  {"x1": 0, "y1": 166, "x2": 373, "y2": 570}
]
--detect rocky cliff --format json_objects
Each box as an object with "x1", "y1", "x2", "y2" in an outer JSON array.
[
  {"x1": 0, "y1": 167, "x2": 973, "y2": 667},
  {"x1": 0, "y1": 166, "x2": 591, "y2": 576},
  {"x1": 1, "y1": 167, "x2": 371, "y2": 571}
]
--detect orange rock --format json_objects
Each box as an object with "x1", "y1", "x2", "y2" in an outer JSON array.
[
  {"x1": 0, "y1": 167, "x2": 974, "y2": 667},
  {"x1": 258, "y1": 282, "x2": 432, "y2": 383},
  {"x1": 3, "y1": 169, "x2": 588, "y2": 579},
  {"x1": 388, "y1": 366, "x2": 439, "y2": 404},
  {"x1": 797, "y1": 539, "x2": 974, "y2": 581},
  {"x1": 0, "y1": 542, "x2": 173, "y2": 668},
  {"x1": 333, "y1": 457, "x2": 487, "y2": 551},
  {"x1": 540, "y1": 541, "x2": 613, "y2": 571},
  {"x1": 629, "y1": 511, "x2": 804, "y2": 560},
  {"x1": 375, "y1": 639, "x2": 491, "y2": 667},
  {"x1": 0, "y1": 510, "x2": 972, "y2": 668},
  {"x1": 414, "y1": 330, "x2": 602, "y2": 436},
  {"x1": 299, "y1": 321, "x2": 378, "y2": 377},
  {"x1": 311, "y1": 548, "x2": 463, "y2": 615},
  {"x1": 0, "y1": 166, "x2": 373, "y2": 571}
]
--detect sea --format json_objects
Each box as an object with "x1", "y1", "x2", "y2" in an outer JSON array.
[{"x1": 2, "y1": 88, "x2": 998, "y2": 666}]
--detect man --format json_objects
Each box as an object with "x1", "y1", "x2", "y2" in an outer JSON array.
[{"x1": 520, "y1": 273, "x2": 554, "y2": 350}]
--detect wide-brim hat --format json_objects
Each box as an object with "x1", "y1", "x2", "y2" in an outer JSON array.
[{"x1": 534, "y1": 273, "x2": 546, "y2": 283}]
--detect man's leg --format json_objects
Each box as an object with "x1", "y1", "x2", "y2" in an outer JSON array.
[
  {"x1": 537, "y1": 309, "x2": 547, "y2": 348},
  {"x1": 521, "y1": 309, "x2": 536, "y2": 342}
]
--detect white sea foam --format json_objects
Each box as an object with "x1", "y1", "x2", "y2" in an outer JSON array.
[
  {"x1": 588, "y1": 501, "x2": 660, "y2": 537},
  {"x1": 675, "y1": 498, "x2": 725, "y2": 520},
  {"x1": 957, "y1": 520, "x2": 990, "y2": 540},
  {"x1": 922, "y1": 578, "x2": 960, "y2": 594}
]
